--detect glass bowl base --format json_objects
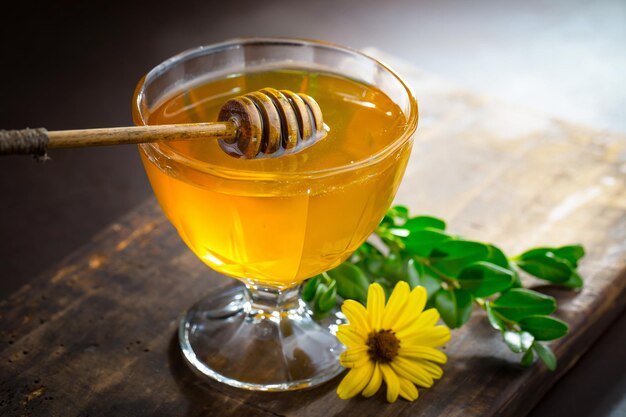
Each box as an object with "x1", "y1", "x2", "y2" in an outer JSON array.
[{"x1": 179, "y1": 284, "x2": 347, "y2": 391}]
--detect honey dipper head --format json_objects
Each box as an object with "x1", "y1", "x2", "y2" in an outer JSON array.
[{"x1": 217, "y1": 88, "x2": 326, "y2": 158}]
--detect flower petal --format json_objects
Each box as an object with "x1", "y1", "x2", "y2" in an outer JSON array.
[
  {"x1": 414, "y1": 359, "x2": 444, "y2": 379},
  {"x1": 342, "y1": 300, "x2": 371, "y2": 337},
  {"x1": 419, "y1": 308, "x2": 441, "y2": 327},
  {"x1": 380, "y1": 363, "x2": 400, "y2": 403},
  {"x1": 362, "y1": 362, "x2": 382, "y2": 397},
  {"x1": 396, "y1": 308, "x2": 440, "y2": 339},
  {"x1": 336, "y1": 362, "x2": 375, "y2": 400},
  {"x1": 336, "y1": 325, "x2": 366, "y2": 348},
  {"x1": 382, "y1": 281, "x2": 410, "y2": 329},
  {"x1": 393, "y1": 286, "x2": 427, "y2": 331},
  {"x1": 340, "y1": 347, "x2": 370, "y2": 368},
  {"x1": 403, "y1": 326, "x2": 451, "y2": 348},
  {"x1": 399, "y1": 346, "x2": 448, "y2": 364},
  {"x1": 410, "y1": 285, "x2": 428, "y2": 311},
  {"x1": 390, "y1": 356, "x2": 434, "y2": 388},
  {"x1": 367, "y1": 283, "x2": 385, "y2": 331},
  {"x1": 398, "y1": 376, "x2": 419, "y2": 401}
]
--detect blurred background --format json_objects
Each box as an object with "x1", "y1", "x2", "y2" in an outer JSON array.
[{"x1": 1, "y1": 1, "x2": 624, "y2": 415}]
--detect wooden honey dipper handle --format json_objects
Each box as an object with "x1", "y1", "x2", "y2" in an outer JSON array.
[
  {"x1": 0, "y1": 88, "x2": 326, "y2": 161},
  {"x1": 0, "y1": 123, "x2": 239, "y2": 161}
]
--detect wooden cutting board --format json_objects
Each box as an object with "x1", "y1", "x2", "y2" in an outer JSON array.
[{"x1": 1, "y1": 50, "x2": 625, "y2": 417}]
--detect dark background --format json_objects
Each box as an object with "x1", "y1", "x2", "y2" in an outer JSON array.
[{"x1": 1, "y1": 1, "x2": 624, "y2": 415}]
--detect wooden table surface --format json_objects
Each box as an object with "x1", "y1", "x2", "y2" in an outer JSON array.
[{"x1": 1, "y1": 51, "x2": 625, "y2": 417}]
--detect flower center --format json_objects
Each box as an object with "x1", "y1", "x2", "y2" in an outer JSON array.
[{"x1": 367, "y1": 329, "x2": 400, "y2": 363}]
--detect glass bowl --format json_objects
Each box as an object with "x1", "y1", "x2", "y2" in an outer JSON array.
[{"x1": 132, "y1": 38, "x2": 418, "y2": 391}]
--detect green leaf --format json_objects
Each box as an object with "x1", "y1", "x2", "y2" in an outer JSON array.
[
  {"x1": 521, "y1": 348, "x2": 534, "y2": 367},
  {"x1": 312, "y1": 282, "x2": 328, "y2": 310},
  {"x1": 380, "y1": 215, "x2": 394, "y2": 228},
  {"x1": 520, "y1": 331, "x2": 534, "y2": 351},
  {"x1": 503, "y1": 331, "x2": 522, "y2": 353},
  {"x1": 389, "y1": 205, "x2": 409, "y2": 221},
  {"x1": 520, "y1": 245, "x2": 585, "y2": 268},
  {"x1": 316, "y1": 280, "x2": 337, "y2": 313},
  {"x1": 515, "y1": 245, "x2": 585, "y2": 286},
  {"x1": 510, "y1": 268, "x2": 523, "y2": 288},
  {"x1": 422, "y1": 273, "x2": 443, "y2": 302},
  {"x1": 430, "y1": 240, "x2": 490, "y2": 276},
  {"x1": 519, "y1": 316, "x2": 569, "y2": 341},
  {"x1": 327, "y1": 263, "x2": 369, "y2": 304},
  {"x1": 406, "y1": 258, "x2": 421, "y2": 288},
  {"x1": 434, "y1": 288, "x2": 473, "y2": 328},
  {"x1": 404, "y1": 216, "x2": 446, "y2": 231},
  {"x1": 485, "y1": 245, "x2": 522, "y2": 288},
  {"x1": 403, "y1": 229, "x2": 451, "y2": 257},
  {"x1": 491, "y1": 288, "x2": 556, "y2": 322},
  {"x1": 388, "y1": 227, "x2": 410, "y2": 238},
  {"x1": 518, "y1": 247, "x2": 551, "y2": 259},
  {"x1": 516, "y1": 254, "x2": 572, "y2": 283},
  {"x1": 560, "y1": 271, "x2": 584, "y2": 289},
  {"x1": 302, "y1": 275, "x2": 322, "y2": 302},
  {"x1": 485, "y1": 245, "x2": 509, "y2": 268},
  {"x1": 533, "y1": 342, "x2": 557, "y2": 371},
  {"x1": 382, "y1": 252, "x2": 406, "y2": 283},
  {"x1": 382, "y1": 205, "x2": 409, "y2": 227},
  {"x1": 458, "y1": 261, "x2": 515, "y2": 297},
  {"x1": 388, "y1": 218, "x2": 446, "y2": 237},
  {"x1": 503, "y1": 330, "x2": 534, "y2": 353},
  {"x1": 485, "y1": 301, "x2": 505, "y2": 331},
  {"x1": 409, "y1": 261, "x2": 442, "y2": 300},
  {"x1": 553, "y1": 245, "x2": 585, "y2": 267},
  {"x1": 363, "y1": 255, "x2": 384, "y2": 277},
  {"x1": 422, "y1": 267, "x2": 443, "y2": 299}
]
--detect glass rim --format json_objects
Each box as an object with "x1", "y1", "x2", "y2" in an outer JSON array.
[{"x1": 133, "y1": 37, "x2": 419, "y2": 180}]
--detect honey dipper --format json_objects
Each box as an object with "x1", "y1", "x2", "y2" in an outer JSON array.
[{"x1": 0, "y1": 88, "x2": 326, "y2": 161}]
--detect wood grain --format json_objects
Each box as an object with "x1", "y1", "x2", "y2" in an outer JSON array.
[{"x1": 1, "y1": 51, "x2": 625, "y2": 417}]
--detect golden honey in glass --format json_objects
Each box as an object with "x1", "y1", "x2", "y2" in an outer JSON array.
[
  {"x1": 133, "y1": 39, "x2": 418, "y2": 391},
  {"x1": 140, "y1": 69, "x2": 411, "y2": 288}
]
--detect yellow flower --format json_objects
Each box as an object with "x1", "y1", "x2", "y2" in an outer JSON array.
[{"x1": 336, "y1": 282, "x2": 451, "y2": 403}]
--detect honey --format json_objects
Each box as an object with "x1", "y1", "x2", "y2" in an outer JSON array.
[{"x1": 138, "y1": 69, "x2": 412, "y2": 288}]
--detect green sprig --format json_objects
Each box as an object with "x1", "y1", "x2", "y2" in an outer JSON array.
[{"x1": 305, "y1": 205, "x2": 585, "y2": 370}]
